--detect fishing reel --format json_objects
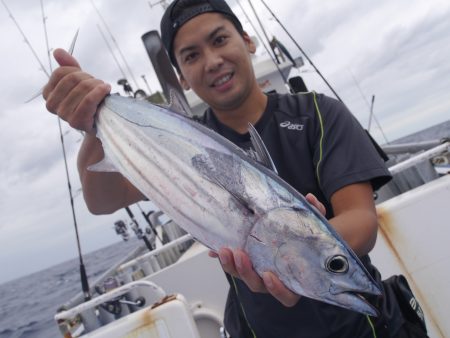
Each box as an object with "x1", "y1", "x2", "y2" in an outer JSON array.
[{"x1": 95, "y1": 277, "x2": 146, "y2": 316}]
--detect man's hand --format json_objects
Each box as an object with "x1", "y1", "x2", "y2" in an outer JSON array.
[
  {"x1": 210, "y1": 248, "x2": 300, "y2": 307},
  {"x1": 209, "y1": 192, "x2": 326, "y2": 307},
  {"x1": 43, "y1": 49, "x2": 111, "y2": 134}
]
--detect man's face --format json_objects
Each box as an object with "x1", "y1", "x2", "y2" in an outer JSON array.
[{"x1": 173, "y1": 13, "x2": 257, "y2": 112}]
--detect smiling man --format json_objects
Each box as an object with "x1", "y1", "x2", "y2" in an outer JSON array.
[{"x1": 41, "y1": 0, "x2": 418, "y2": 337}]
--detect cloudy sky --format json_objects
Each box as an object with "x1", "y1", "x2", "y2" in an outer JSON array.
[{"x1": 0, "y1": 0, "x2": 449, "y2": 284}]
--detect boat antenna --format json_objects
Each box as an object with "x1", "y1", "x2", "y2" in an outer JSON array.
[
  {"x1": 368, "y1": 95, "x2": 375, "y2": 132},
  {"x1": 96, "y1": 23, "x2": 128, "y2": 80},
  {"x1": 235, "y1": 0, "x2": 291, "y2": 91},
  {"x1": 258, "y1": 0, "x2": 344, "y2": 102},
  {"x1": 1, "y1": 0, "x2": 50, "y2": 77},
  {"x1": 348, "y1": 69, "x2": 389, "y2": 144},
  {"x1": 90, "y1": 0, "x2": 139, "y2": 89},
  {"x1": 40, "y1": 0, "x2": 92, "y2": 301}
]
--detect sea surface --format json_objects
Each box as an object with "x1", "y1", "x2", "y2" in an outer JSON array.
[
  {"x1": 0, "y1": 238, "x2": 142, "y2": 338},
  {"x1": 1, "y1": 120, "x2": 449, "y2": 338}
]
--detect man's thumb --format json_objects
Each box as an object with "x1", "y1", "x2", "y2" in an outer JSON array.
[{"x1": 53, "y1": 48, "x2": 80, "y2": 68}]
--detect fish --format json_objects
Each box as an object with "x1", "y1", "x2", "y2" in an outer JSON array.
[{"x1": 89, "y1": 94, "x2": 382, "y2": 316}]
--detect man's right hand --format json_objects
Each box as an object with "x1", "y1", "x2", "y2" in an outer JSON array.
[{"x1": 43, "y1": 48, "x2": 111, "y2": 134}]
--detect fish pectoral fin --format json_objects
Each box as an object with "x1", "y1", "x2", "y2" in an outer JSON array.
[
  {"x1": 167, "y1": 87, "x2": 193, "y2": 118},
  {"x1": 247, "y1": 123, "x2": 278, "y2": 174},
  {"x1": 87, "y1": 156, "x2": 119, "y2": 173},
  {"x1": 192, "y1": 153, "x2": 255, "y2": 214},
  {"x1": 203, "y1": 173, "x2": 255, "y2": 215}
]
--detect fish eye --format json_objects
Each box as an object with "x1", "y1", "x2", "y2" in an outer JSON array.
[{"x1": 326, "y1": 255, "x2": 349, "y2": 274}]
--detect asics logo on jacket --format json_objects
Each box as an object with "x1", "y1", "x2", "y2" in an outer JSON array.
[{"x1": 280, "y1": 121, "x2": 304, "y2": 131}]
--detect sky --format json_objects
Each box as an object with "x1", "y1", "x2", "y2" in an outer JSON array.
[{"x1": 0, "y1": 0, "x2": 449, "y2": 284}]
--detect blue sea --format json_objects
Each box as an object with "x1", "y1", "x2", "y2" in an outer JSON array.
[{"x1": 0, "y1": 238, "x2": 141, "y2": 338}]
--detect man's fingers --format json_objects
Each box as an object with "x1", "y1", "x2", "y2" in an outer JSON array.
[
  {"x1": 214, "y1": 248, "x2": 300, "y2": 306},
  {"x1": 262, "y1": 272, "x2": 300, "y2": 307},
  {"x1": 44, "y1": 67, "x2": 110, "y2": 134},
  {"x1": 233, "y1": 250, "x2": 266, "y2": 293},
  {"x1": 45, "y1": 71, "x2": 93, "y2": 113},
  {"x1": 306, "y1": 193, "x2": 326, "y2": 216},
  {"x1": 208, "y1": 250, "x2": 219, "y2": 258},
  {"x1": 43, "y1": 66, "x2": 84, "y2": 101},
  {"x1": 218, "y1": 248, "x2": 239, "y2": 277},
  {"x1": 69, "y1": 82, "x2": 111, "y2": 133},
  {"x1": 43, "y1": 49, "x2": 83, "y2": 103},
  {"x1": 218, "y1": 249, "x2": 266, "y2": 294},
  {"x1": 53, "y1": 48, "x2": 81, "y2": 68}
]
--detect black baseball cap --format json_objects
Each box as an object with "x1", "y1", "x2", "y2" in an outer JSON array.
[{"x1": 160, "y1": 0, "x2": 244, "y2": 67}]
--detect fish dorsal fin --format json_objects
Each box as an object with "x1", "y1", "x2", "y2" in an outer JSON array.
[
  {"x1": 168, "y1": 87, "x2": 193, "y2": 118},
  {"x1": 87, "y1": 155, "x2": 119, "y2": 173},
  {"x1": 248, "y1": 123, "x2": 278, "y2": 174}
]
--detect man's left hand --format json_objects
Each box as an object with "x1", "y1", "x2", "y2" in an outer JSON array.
[
  {"x1": 209, "y1": 193, "x2": 326, "y2": 307},
  {"x1": 210, "y1": 248, "x2": 301, "y2": 307}
]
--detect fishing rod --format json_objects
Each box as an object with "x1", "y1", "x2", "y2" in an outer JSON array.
[
  {"x1": 258, "y1": 0, "x2": 344, "y2": 103},
  {"x1": 90, "y1": 0, "x2": 139, "y2": 90},
  {"x1": 3, "y1": 0, "x2": 91, "y2": 301},
  {"x1": 39, "y1": 0, "x2": 91, "y2": 301},
  {"x1": 235, "y1": 0, "x2": 292, "y2": 91},
  {"x1": 125, "y1": 206, "x2": 154, "y2": 251},
  {"x1": 96, "y1": 23, "x2": 128, "y2": 81},
  {"x1": 1, "y1": 0, "x2": 50, "y2": 77},
  {"x1": 148, "y1": 0, "x2": 169, "y2": 10},
  {"x1": 57, "y1": 118, "x2": 92, "y2": 301},
  {"x1": 39, "y1": 0, "x2": 52, "y2": 73},
  {"x1": 245, "y1": 0, "x2": 279, "y2": 63},
  {"x1": 42, "y1": 2, "x2": 92, "y2": 301},
  {"x1": 136, "y1": 202, "x2": 164, "y2": 244}
]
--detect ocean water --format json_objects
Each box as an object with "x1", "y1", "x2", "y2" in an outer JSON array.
[{"x1": 0, "y1": 238, "x2": 142, "y2": 338}]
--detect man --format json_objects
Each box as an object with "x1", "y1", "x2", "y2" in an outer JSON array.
[{"x1": 44, "y1": 0, "x2": 404, "y2": 337}]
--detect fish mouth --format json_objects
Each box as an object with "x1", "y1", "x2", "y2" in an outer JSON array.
[
  {"x1": 328, "y1": 288, "x2": 380, "y2": 316},
  {"x1": 329, "y1": 282, "x2": 382, "y2": 297},
  {"x1": 345, "y1": 291, "x2": 379, "y2": 316}
]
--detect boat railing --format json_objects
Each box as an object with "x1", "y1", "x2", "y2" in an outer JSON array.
[
  {"x1": 387, "y1": 141, "x2": 449, "y2": 175},
  {"x1": 55, "y1": 280, "x2": 166, "y2": 321},
  {"x1": 55, "y1": 280, "x2": 167, "y2": 335},
  {"x1": 57, "y1": 220, "x2": 193, "y2": 321},
  {"x1": 382, "y1": 138, "x2": 448, "y2": 155},
  {"x1": 118, "y1": 234, "x2": 193, "y2": 273},
  {"x1": 376, "y1": 141, "x2": 449, "y2": 203}
]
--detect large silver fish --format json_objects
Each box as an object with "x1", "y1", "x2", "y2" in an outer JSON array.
[{"x1": 91, "y1": 94, "x2": 381, "y2": 315}]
